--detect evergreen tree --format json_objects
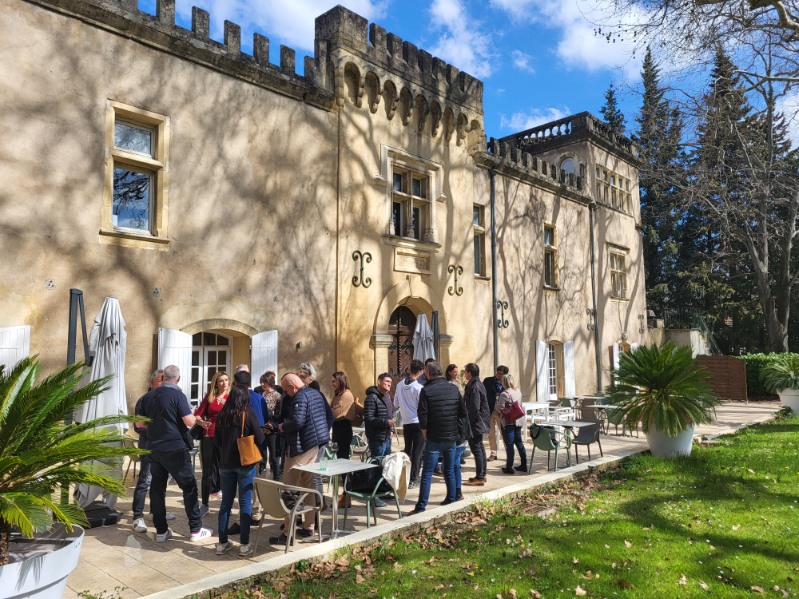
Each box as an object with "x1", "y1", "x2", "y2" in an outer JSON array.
[
  {"x1": 600, "y1": 83, "x2": 625, "y2": 133},
  {"x1": 634, "y1": 47, "x2": 685, "y2": 318}
]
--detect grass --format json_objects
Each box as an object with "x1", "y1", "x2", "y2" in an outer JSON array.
[{"x1": 227, "y1": 414, "x2": 799, "y2": 598}]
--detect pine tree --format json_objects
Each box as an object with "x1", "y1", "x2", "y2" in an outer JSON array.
[
  {"x1": 635, "y1": 47, "x2": 685, "y2": 318},
  {"x1": 600, "y1": 83, "x2": 625, "y2": 133}
]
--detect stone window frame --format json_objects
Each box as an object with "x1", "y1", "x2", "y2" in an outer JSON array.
[
  {"x1": 595, "y1": 166, "x2": 632, "y2": 215},
  {"x1": 472, "y1": 204, "x2": 486, "y2": 276},
  {"x1": 608, "y1": 245, "x2": 629, "y2": 300},
  {"x1": 543, "y1": 223, "x2": 559, "y2": 289},
  {"x1": 376, "y1": 145, "x2": 444, "y2": 250},
  {"x1": 100, "y1": 101, "x2": 170, "y2": 248}
]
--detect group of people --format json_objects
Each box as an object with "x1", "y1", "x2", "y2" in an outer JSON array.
[{"x1": 130, "y1": 358, "x2": 529, "y2": 556}]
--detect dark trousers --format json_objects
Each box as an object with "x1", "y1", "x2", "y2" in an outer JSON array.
[
  {"x1": 332, "y1": 419, "x2": 353, "y2": 459},
  {"x1": 264, "y1": 432, "x2": 284, "y2": 479},
  {"x1": 199, "y1": 436, "x2": 219, "y2": 505},
  {"x1": 468, "y1": 433, "x2": 487, "y2": 480},
  {"x1": 402, "y1": 422, "x2": 425, "y2": 482},
  {"x1": 149, "y1": 449, "x2": 202, "y2": 534},
  {"x1": 132, "y1": 453, "x2": 151, "y2": 519},
  {"x1": 503, "y1": 425, "x2": 527, "y2": 470}
]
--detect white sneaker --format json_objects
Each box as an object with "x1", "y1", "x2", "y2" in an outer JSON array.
[
  {"x1": 133, "y1": 518, "x2": 147, "y2": 533},
  {"x1": 239, "y1": 543, "x2": 254, "y2": 557},
  {"x1": 215, "y1": 541, "x2": 233, "y2": 555},
  {"x1": 145, "y1": 512, "x2": 176, "y2": 521},
  {"x1": 190, "y1": 527, "x2": 212, "y2": 542},
  {"x1": 198, "y1": 504, "x2": 210, "y2": 518},
  {"x1": 155, "y1": 528, "x2": 173, "y2": 543}
]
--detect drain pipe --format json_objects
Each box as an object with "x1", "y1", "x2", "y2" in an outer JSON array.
[
  {"x1": 490, "y1": 169, "x2": 499, "y2": 371},
  {"x1": 588, "y1": 201, "x2": 602, "y2": 391}
]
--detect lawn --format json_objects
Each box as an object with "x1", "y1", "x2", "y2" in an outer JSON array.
[{"x1": 233, "y1": 414, "x2": 799, "y2": 598}]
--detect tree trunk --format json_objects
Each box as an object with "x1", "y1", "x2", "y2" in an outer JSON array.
[{"x1": 0, "y1": 521, "x2": 10, "y2": 566}]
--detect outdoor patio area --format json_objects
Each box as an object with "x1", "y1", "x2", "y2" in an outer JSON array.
[{"x1": 64, "y1": 401, "x2": 781, "y2": 599}]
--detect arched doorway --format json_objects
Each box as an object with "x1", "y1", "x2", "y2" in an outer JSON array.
[{"x1": 387, "y1": 306, "x2": 416, "y2": 380}]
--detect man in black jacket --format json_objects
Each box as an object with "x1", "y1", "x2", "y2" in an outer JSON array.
[
  {"x1": 463, "y1": 363, "x2": 490, "y2": 486},
  {"x1": 409, "y1": 361, "x2": 466, "y2": 515},
  {"x1": 364, "y1": 373, "x2": 394, "y2": 458},
  {"x1": 483, "y1": 365, "x2": 509, "y2": 461}
]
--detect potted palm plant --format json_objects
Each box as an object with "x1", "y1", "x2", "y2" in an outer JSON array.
[
  {"x1": 0, "y1": 357, "x2": 142, "y2": 598},
  {"x1": 604, "y1": 342, "x2": 722, "y2": 458},
  {"x1": 760, "y1": 354, "x2": 799, "y2": 413}
]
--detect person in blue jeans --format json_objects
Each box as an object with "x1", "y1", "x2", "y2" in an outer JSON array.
[
  {"x1": 213, "y1": 385, "x2": 265, "y2": 557},
  {"x1": 409, "y1": 361, "x2": 467, "y2": 514}
]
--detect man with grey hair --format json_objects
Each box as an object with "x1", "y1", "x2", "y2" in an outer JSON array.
[
  {"x1": 138, "y1": 365, "x2": 211, "y2": 543},
  {"x1": 131, "y1": 369, "x2": 176, "y2": 532},
  {"x1": 409, "y1": 361, "x2": 466, "y2": 515}
]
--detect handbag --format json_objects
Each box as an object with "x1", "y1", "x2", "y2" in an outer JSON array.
[
  {"x1": 189, "y1": 423, "x2": 205, "y2": 441},
  {"x1": 237, "y1": 412, "x2": 262, "y2": 466},
  {"x1": 501, "y1": 399, "x2": 525, "y2": 422}
]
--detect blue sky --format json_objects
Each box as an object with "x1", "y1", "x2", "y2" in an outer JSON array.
[{"x1": 138, "y1": 0, "x2": 650, "y2": 138}]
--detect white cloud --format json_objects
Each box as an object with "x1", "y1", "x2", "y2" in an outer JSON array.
[
  {"x1": 511, "y1": 50, "x2": 535, "y2": 74},
  {"x1": 499, "y1": 106, "x2": 572, "y2": 132},
  {"x1": 427, "y1": 0, "x2": 495, "y2": 79},
  {"x1": 176, "y1": 0, "x2": 388, "y2": 52},
  {"x1": 776, "y1": 90, "x2": 799, "y2": 148}
]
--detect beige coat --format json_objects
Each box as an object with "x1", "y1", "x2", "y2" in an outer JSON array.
[{"x1": 331, "y1": 388, "x2": 356, "y2": 422}]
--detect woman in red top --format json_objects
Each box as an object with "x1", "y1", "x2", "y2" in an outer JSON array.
[{"x1": 195, "y1": 370, "x2": 229, "y2": 516}]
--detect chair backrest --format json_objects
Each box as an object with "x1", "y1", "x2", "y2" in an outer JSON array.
[
  {"x1": 606, "y1": 408, "x2": 625, "y2": 425},
  {"x1": 122, "y1": 436, "x2": 140, "y2": 462},
  {"x1": 253, "y1": 478, "x2": 292, "y2": 520},
  {"x1": 573, "y1": 422, "x2": 601, "y2": 443},
  {"x1": 529, "y1": 424, "x2": 558, "y2": 450}
]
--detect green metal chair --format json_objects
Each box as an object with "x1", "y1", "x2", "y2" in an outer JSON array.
[
  {"x1": 528, "y1": 423, "x2": 571, "y2": 473},
  {"x1": 342, "y1": 456, "x2": 402, "y2": 529}
]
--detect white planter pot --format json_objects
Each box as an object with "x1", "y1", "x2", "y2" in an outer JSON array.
[
  {"x1": 777, "y1": 388, "x2": 799, "y2": 413},
  {"x1": 646, "y1": 425, "x2": 695, "y2": 458},
  {"x1": 0, "y1": 524, "x2": 84, "y2": 599}
]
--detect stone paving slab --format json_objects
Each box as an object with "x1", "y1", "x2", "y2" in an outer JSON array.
[{"x1": 64, "y1": 401, "x2": 782, "y2": 599}]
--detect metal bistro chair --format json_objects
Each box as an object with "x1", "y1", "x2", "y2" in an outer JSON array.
[
  {"x1": 572, "y1": 421, "x2": 603, "y2": 464},
  {"x1": 122, "y1": 435, "x2": 140, "y2": 482},
  {"x1": 350, "y1": 431, "x2": 370, "y2": 461},
  {"x1": 342, "y1": 456, "x2": 403, "y2": 529},
  {"x1": 252, "y1": 478, "x2": 323, "y2": 555},
  {"x1": 528, "y1": 423, "x2": 571, "y2": 473}
]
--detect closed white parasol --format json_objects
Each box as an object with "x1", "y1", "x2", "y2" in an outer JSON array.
[{"x1": 412, "y1": 313, "x2": 436, "y2": 362}]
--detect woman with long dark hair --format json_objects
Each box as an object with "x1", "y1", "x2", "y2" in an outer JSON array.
[
  {"x1": 213, "y1": 385, "x2": 265, "y2": 557},
  {"x1": 194, "y1": 370, "x2": 229, "y2": 516},
  {"x1": 330, "y1": 371, "x2": 356, "y2": 460}
]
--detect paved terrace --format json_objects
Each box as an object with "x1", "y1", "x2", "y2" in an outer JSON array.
[{"x1": 65, "y1": 402, "x2": 781, "y2": 599}]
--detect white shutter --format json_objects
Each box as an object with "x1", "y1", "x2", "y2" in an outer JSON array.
[
  {"x1": 0, "y1": 325, "x2": 31, "y2": 371},
  {"x1": 536, "y1": 339, "x2": 549, "y2": 403},
  {"x1": 563, "y1": 340, "x2": 575, "y2": 397},
  {"x1": 158, "y1": 328, "x2": 192, "y2": 398},
  {"x1": 251, "y1": 330, "x2": 278, "y2": 381},
  {"x1": 612, "y1": 342, "x2": 621, "y2": 370}
]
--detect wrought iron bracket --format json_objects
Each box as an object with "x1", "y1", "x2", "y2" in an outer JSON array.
[
  {"x1": 496, "y1": 300, "x2": 509, "y2": 329},
  {"x1": 352, "y1": 250, "x2": 372, "y2": 288},
  {"x1": 447, "y1": 264, "x2": 463, "y2": 296}
]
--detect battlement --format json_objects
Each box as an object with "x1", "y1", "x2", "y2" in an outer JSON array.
[
  {"x1": 311, "y1": 6, "x2": 483, "y2": 114},
  {"x1": 499, "y1": 112, "x2": 639, "y2": 163}
]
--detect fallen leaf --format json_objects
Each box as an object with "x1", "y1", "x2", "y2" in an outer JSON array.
[
  {"x1": 508, "y1": 590, "x2": 518, "y2": 598},
  {"x1": 748, "y1": 468, "x2": 755, "y2": 474},
  {"x1": 751, "y1": 586, "x2": 764, "y2": 593},
  {"x1": 355, "y1": 574, "x2": 365, "y2": 584},
  {"x1": 699, "y1": 581, "x2": 709, "y2": 590},
  {"x1": 529, "y1": 591, "x2": 542, "y2": 599},
  {"x1": 679, "y1": 574, "x2": 688, "y2": 585},
  {"x1": 573, "y1": 557, "x2": 579, "y2": 564},
  {"x1": 575, "y1": 586, "x2": 587, "y2": 596},
  {"x1": 731, "y1": 524, "x2": 740, "y2": 531},
  {"x1": 624, "y1": 540, "x2": 632, "y2": 548}
]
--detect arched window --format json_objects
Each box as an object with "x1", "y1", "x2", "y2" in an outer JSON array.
[{"x1": 560, "y1": 158, "x2": 575, "y2": 174}]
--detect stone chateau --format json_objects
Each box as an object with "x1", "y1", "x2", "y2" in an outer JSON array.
[{"x1": 0, "y1": 0, "x2": 647, "y2": 407}]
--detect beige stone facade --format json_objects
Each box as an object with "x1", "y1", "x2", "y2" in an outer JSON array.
[{"x1": 0, "y1": 0, "x2": 647, "y2": 408}]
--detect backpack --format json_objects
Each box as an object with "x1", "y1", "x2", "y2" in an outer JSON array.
[{"x1": 351, "y1": 395, "x2": 365, "y2": 427}]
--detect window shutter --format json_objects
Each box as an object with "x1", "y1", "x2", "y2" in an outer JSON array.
[
  {"x1": 563, "y1": 340, "x2": 575, "y2": 397},
  {"x1": 0, "y1": 325, "x2": 31, "y2": 371},
  {"x1": 158, "y1": 328, "x2": 192, "y2": 398},
  {"x1": 252, "y1": 330, "x2": 278, "y2": 382},
  {"x1": 536, "y1": 339, "x2": 549, "y2": 402}
]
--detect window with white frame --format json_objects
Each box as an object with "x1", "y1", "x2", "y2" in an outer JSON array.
[
  {"x1": 595, "y1": 166, "x2": 632, "y2": 214},
  {"x1": 103, "y1": 102, "x2": 169, "y2": 241},
  {"x1": 543, "y1": 224, "x2": 558, "y2": 288},
  {"x1": 190, "y1": 332, "x2": 231, "y2": 405},
  {"x1": 391, "y1": 167, "x2": 431, "y2": 241},
  {"x1": 473, "y1": 205, "x2": 486, "y2": 276},
  {"x1": 610, "y1": 250, "x2": 628, "y2": 299}
]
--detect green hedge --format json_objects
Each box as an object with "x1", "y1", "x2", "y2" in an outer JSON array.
[{"x1": 738, "y1": 353, "x2": 799, "y2": 398}]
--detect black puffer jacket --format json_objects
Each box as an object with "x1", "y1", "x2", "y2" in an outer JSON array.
[
  {"x1": 364, "y1": 385, "x2": 392, "y2": 443},
  {"x1": 418, "y1": 377, "x2": 464, "y2": 443},
  {"x1": 464, "y1": 378, "x2": 490, "y2": 436}
]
